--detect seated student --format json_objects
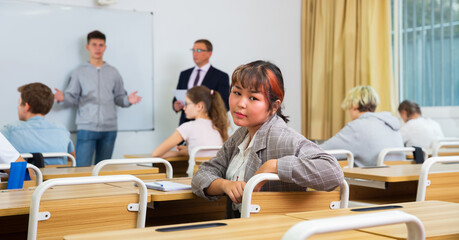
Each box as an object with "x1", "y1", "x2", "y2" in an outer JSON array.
[
  {"x1": 398, "y1": 100, "x2": 444, "y2": 149},
  {"x1": 192, "y1": 61, "x2": 344, "y2": 218},
  {"x1": 152, "y1": 86, "x2": 228, "y2": 176},
  {"x1": 320, "y1": 86, "x2": 405, "y2": 167},
  {"x1": 1, "y1": 83, "x2": 75, "y2": 165}
]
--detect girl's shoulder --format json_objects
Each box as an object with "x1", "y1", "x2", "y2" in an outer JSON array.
[
  {"x1": 178, "y1": 118, "x2": 211, "y2": 128},
  {"x1": 261, "y1": 116, "x2": 306, "y2": 142}
]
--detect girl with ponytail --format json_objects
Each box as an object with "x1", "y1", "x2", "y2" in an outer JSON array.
[{"x1": 152, "y1": 86, "x2": 228, "y2": 176}]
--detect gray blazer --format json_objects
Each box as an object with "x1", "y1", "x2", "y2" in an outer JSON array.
[{"x1": 192, "y1": 115, "x2": 344, "y2": 201}]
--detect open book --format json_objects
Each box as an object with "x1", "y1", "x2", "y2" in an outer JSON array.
[{"x1": 145, "y1": 181, "x2": 191, "y2": 192}]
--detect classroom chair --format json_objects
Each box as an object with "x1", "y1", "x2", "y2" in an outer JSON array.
[
  {"x1": 416, "y1": 156, "x2": 459, "y2": 203},
  {"x1": 27, "y1": 175, "x2": 148, "y2": 240},
  {"x1": 0, "y1": 163, "x2": 43, "y2": 188},
  {"x1": 188, "y1": 145, "x2": 221, "y2": 177},
  {"x1": 92, "y1": 158, "x2": 173, "y2": 179},
  {"x1": 431, "y1": 140, "x2": 459, "y2": 157},
  {"x1": 240, "y1": 173, "x2": 349, "y2": 218},
  {"x1": 377, "y1": 147, "x2": 427, "y2": 166},
  {"x1": 281, "y1": 210, "x2": 424, "y2": 240},
  {"x1": 324, "y1": 149, "x2": 354, "y2": 168},
  {"x1": 21, "y1": 152, "x2": 76, "y2": 167}
]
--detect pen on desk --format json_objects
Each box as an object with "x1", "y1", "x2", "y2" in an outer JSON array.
[{"x1": 153, "y1": 182, "x2": 164, "y2": 187}]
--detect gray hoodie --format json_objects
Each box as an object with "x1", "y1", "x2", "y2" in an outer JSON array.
[
  {"x1": 320, "y1": 112, "x2": 405, "y2": 167},
  {"x1": 63, "y1": 62, "x2": 131, "y2": 131}
]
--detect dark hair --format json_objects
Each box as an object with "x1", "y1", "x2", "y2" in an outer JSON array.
[
  {"x1": 231, "y1": 60, "x2": 289, "y2": 122},
  {"x1": 18, "y1": 82, "x2": 54, "y2": 115},
  {"x1": 398, "y1": 100, "x2": 422, "y2": 117},
  {"x1": 194, "y1": 39, "x2": 213, "y2": 52},
  {"x1": 187, "y1": 86, "x2": 228, "y2": 141},
  {"x1": 87, "y1": 30, "x2": 106, "y2": 43}
]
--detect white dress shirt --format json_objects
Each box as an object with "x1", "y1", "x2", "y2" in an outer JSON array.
[
  {"x1": 225, "y1": 132, "x2": 256, "y2": 211},
  {"x1": 400, "y1": 117, "x2": 445, "y2": 149},
  {"x1": 187, "y1": 62, "x2": 211, "y2": 89}
]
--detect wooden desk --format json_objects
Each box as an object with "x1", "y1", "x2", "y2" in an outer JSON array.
[
  {"x1": 124, "y1": 154, "x2": 189, "y2": 177},
  {"x1": 41, "y1": 164, "x2": 164, "y2": 180},
  {"x1": 0, "y1": 183, "x2": 139, "y2": 238},
  {"x1": 111, "y1": 178, "x2": 227, "y2": 226},
  {"x1": 287, "y1": 201, "x2": 459, "y2": 240},
  {"x1": 344, "y1": 163, "x2": 459, "y2": 204},
  {"x1": 343, "y1": 163, "x2": 459, "y2": 183},
  {"x1": 0, "y1": 183, "x2": 137, "y2": 217},
  {"x1": 64, "y1": 215, "x2": 392, "y2": 240}
]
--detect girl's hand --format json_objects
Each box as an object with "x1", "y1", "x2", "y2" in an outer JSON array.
[
  {"x1": 222, "y1": 180, "x2": 246, "y2": 204},
  {"x1": 253, "y1": 159, "x2": 278, "y2": 191}
]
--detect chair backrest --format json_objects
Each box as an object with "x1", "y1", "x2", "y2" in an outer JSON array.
[
  {"x1": 21, "y1": 152, "x2": 76, "y2": 167},
  {"x1": 27, "y1": 175, "x2": 148, "y2": 240},
  {"x1": 324, "y1": 149, "x2": 354, "y2": 168},
  {"x1": 431, "y1": 140, "x2": 459, "y2": 157},
  {"x1": 377, "y1": 147, "x2": 427, "y2": 166},
  {"x1": 240, "y1": 173, "x2": 349, "y2": 218},
  {"x1": 92, "y1": 158, "x2": 173, "y2": 179},
  {"x1": 187, "y1": 146, "x2": 221, "y2": 177},
  {"x1": 281, "y1": 210, "x2": 424, "y2": 240},
  {"x1": 0, "y1": 163, "x2": 43, "y2": 187},
  {"x1": 416, "y1": 156, "x2": 459, "y2": 202}
]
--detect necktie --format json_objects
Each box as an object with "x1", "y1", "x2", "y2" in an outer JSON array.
[{"x1": 193, "y1": 69, "x2": 201, "y2": 87}]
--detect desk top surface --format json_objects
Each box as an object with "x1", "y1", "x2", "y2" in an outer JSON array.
[
  {"x1": 63, "y1": 214, "x2": 392, "y2": 240},
  {"x1": 111, "y1": 177, "x2": 195, "y2": 202},
  {"x1": 124, "y1": 154, "x2": 212, "y2": 162},
  {"x1": 0, "y1": 183, "x2": 138, "y2": 217},
  {"x1": 287, "y1": 200, "x2": 459, "y2": 239},
  {"x1": 124, "y1": 154, "x2": 188, "y2": 162},
  {"x1": 343, "y1": 163, "x2": 459, "y2": 182},
  {"x1": 40, "y1": 164, "x2": 159, "y2": 180},
  {"x1": 0, "y1": 176, "x2": 188, "y2": 217}
]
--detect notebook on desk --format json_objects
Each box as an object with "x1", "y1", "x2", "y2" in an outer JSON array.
[{"x1": 145, "y1": 181, "x2": 191, "y2": 191}]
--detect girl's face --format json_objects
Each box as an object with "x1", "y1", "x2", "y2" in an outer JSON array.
[
  {"x1": 229, "y1": 83, "x2": 277, "y2": 137},
  {"x1": 184, "y1": 96, "x2": 201, "y2": 119}
]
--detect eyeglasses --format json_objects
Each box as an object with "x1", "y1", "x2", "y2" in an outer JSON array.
[
  {"x1": 184, "y1": 102, "x2": 195, "y2": 107},
  {"x1": 190, "y1": 48, "x2": 209, "y2": 53}
]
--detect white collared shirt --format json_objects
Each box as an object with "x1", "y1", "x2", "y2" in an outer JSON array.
[
  {"x1": 226, "y1": 132, "x2": 256, "y2": 182},
  {"x1": 226, "y1": 132, "x2": 256, "y2": 211},
  {"x1": 187, "y1": 62, "x2": 211, "y2": 89}
]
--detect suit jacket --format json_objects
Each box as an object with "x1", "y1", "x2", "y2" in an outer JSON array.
[
  {"x1": 192, "y1": 115, "x2": 344, "y2": 201},
  {"x1": 173, "y1": 65, "x2": 230, "y2": 125}
]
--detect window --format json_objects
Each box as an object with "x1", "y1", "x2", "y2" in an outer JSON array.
[{"x1": 392, "y1": 0, "x2": 459, "y2": 106}]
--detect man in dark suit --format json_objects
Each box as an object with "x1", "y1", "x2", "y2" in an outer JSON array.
[{"x1": 173, "y1": 39, "x2": 230, "y2": 125}]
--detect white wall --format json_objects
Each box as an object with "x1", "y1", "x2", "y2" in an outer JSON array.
[
  {"x1": 422, "y1": 106, "x2": 459, "y2": 137},
  {"x1": 20, "y1": 0, "x2": 302, "y2": 158}
]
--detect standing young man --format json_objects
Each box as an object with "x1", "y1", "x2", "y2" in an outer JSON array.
[
  {"x1": 54, "y1": 30, "x2": 141, "y2": 166},
  {"x1": 173, "y1": 39, "x2": 230, "y2": 125},
  {"x1": 1, "y1": 83, "x2": 75, "y2": 165}
]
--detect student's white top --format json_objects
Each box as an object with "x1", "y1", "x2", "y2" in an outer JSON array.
[
  {"x1": 177, "y1": 118, "x2": 223, "y2": 157},
  {"x1": 0, "y1": 133, "x2": 20, "y2": 164},
  {"x1": 225, "y1": 132, "x2": 256, "y2": 211},
  {"x1": 400, "y1": 117, "x2": 444, "y2": 149}
]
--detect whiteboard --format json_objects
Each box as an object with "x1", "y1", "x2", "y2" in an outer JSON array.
[{"x1": 0, "y1": 0, "x2": 154, "y2": 131}]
